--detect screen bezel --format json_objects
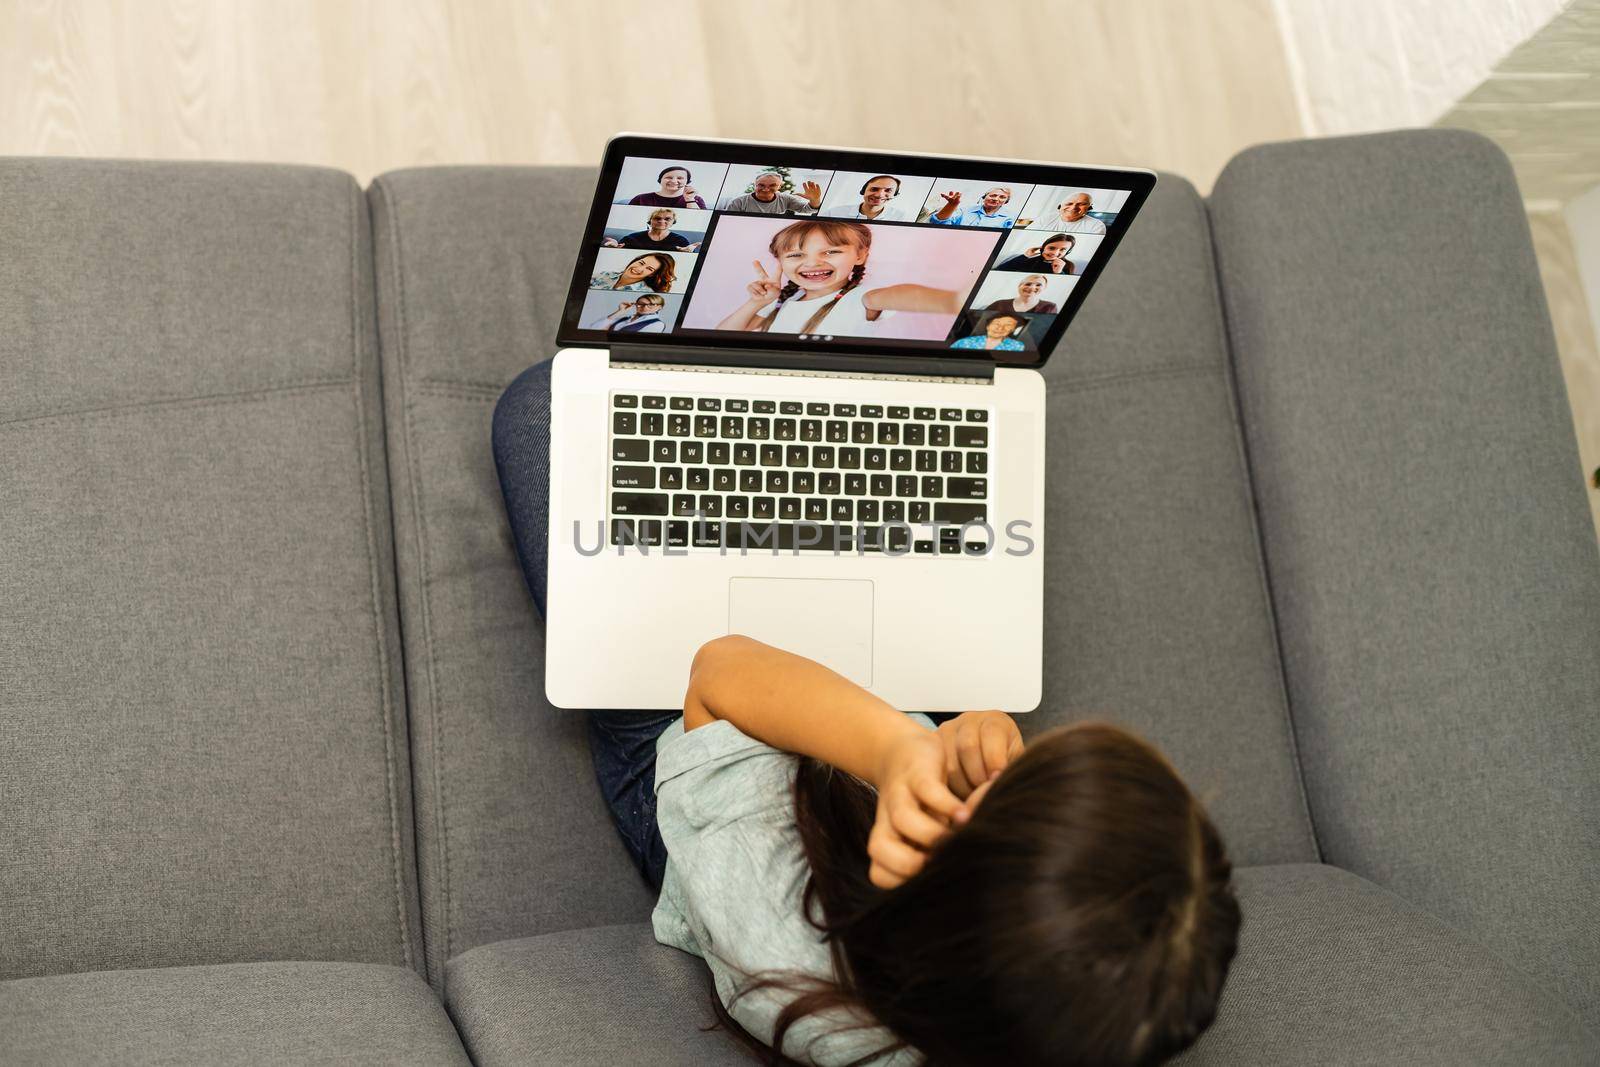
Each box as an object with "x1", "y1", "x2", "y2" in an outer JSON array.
[{"x1": 556, "y1": 134, "x2": 1156, "y2": 370}]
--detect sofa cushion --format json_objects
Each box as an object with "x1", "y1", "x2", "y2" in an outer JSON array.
[
  {"x1": 1209, "y1": 128, "x2": 1600, "y2": 1017},
  {"x1": 444, "y1": 867, "x2": 1596, "y2": 1067},
  {"x1": 0, "y1": 961, "x2": 470, "y2": 1066},
  {"x1": 1179, "y1": 865, "x2": 1597, "y2": 1065},
  {"x1": 0, "y1": 159, "x2": 421, "y2": 979}
]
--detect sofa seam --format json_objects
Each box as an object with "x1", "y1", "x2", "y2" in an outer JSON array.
[
  {"x1": 348, "y1": 177, "x2": 415, "y2": 974},
  {"x1": 1201, "y1": 186, "x2": 1324, "y2": 865},
  {"x1": 1044, "y1": 361, "x2": 1222, "y2": 394},
  {"x1": 0, "y1": 379, "x2": 354, "y2": 431},
  {"x1": 379, "y1": 176, "x2": 456, "y2": 981}
]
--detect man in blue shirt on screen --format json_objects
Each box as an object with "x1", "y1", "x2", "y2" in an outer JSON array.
[{"x1": 928, "y1": 185, "x2": 1015, "y2": 229}]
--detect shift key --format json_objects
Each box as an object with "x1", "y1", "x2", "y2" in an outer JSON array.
[
  {"x1": 933, "y1": 501, "x2": 987, "y2": 524},
  {"x1": 612, "y1": 492, "x2": 669, "y2": 515}
]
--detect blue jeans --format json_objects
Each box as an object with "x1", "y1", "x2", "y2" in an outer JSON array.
[{"x1": 492, "y1": 359, "x2": 675, "y2": 893}]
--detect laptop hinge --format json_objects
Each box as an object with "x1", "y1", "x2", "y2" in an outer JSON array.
[{"x1": 607, "y1": 344, "x2": 995, "y2": 382}]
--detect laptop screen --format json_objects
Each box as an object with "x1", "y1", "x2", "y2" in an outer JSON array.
[{"x1": 556, "y1": 135, "x2": 1155, "y2": 368}]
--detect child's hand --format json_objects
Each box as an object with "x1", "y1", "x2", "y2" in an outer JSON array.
[
  {"x1": 869, "y1": 730, "x2": 967, "y2": 889},
  {"x1": 746, "y1": 260, "x2": 783, "y2": 304},
  {"x1": 937, "y1": 711, "x2": 1024, "y2": 798}
]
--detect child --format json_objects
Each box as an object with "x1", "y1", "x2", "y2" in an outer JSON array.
[
  {"x1": 492, "y1": 361, "x2": 1241, "y2": 1067},
  {"x1": 716, "y1": 220, "x2": 965, "y2": 339}
]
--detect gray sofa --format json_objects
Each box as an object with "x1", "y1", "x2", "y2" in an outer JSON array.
[{"x1": 2, "y1": 130, "x2": 1596, "y2": 1065}]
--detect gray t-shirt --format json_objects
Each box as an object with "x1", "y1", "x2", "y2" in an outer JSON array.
[
  {"x1": 652, "y1": 715, "x2": 932, "y2": 1066},
  {"x1": 720, "y1": 191, "x2": 815, "y2": 215}
]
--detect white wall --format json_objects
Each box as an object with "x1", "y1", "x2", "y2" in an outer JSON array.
[
  {"x1": 1566, "y1": 183, "x2": 1600, "y2": 392},
  {"x1": 1272, "y1": 0, "x2": 1569, "y2": 134}
]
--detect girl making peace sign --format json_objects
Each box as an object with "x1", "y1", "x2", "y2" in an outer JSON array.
[{"x1": 716, "y1": 220, "x2": 964, "y2": 338}]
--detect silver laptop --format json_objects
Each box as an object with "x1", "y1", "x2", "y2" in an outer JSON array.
[{"x1": 544, "y1": 134, "x2": 1154, "y2": 711}]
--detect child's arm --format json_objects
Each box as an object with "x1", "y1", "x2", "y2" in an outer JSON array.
[
  {"x1": 685, "y1": 634, "x2": 968, "y2": 887},
  {"x1": 861, "y1": 284, "x2": 964, "y2": 316},
  {"x1": 716, "y1": 261, "x2": 784, "y2": 331}
]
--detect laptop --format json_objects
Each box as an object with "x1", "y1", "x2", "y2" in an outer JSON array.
[{"x1": 544, "y1": 134, "x2": 1154, "y2": 711}]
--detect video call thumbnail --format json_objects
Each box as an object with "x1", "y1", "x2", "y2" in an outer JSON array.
[
  {"x1": 968, "y1": 270, "x2": 1077, "y2": 315},
  {"x1": 610, "y1": 157, "x2": 731, "y2": 211},
  {"x1": 993, "y1": 229, "x2": 1104, "y2": 276},
  {"x1": 589, "y1": 247, "x2": 698, "y2": 295},
  {"x1": 601, "y1": 205, "x2": 711, "y2": 252},
  {"x1": 1014, "y1": 185, "x2": 1128, "y2": 233},
  {"x1": 679, "y1": 215, "x2": 999, "y2": 341},
  {"x1": 949, "y1": 308, "x2": 1047, "y2": 358},
  {"x1": 577, "y1": 290, "x2": 686, "y2": 335},
  {"x1": 817, "y1": 171, "x2": 936, "y2": 222},
  {"x1": 917, "y1": 178, "x2": 1038, "y2": 230}
]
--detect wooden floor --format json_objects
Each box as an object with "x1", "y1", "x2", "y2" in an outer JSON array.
[{"x1": 3, "y1": 0, "x2": 1595, "y2": 539}]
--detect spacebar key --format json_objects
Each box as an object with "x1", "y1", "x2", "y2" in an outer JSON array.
[
  {"x1": 612, "y1": 492, "x2": 670, "y2": 515},
  {"x1": 933, "y1": 502, "x2": 987, "y2": 524}
]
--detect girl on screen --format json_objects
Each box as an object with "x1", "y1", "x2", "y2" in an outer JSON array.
[
  {"x1": 590, "y1": 252, "x2": 677, "y2": 293},
  {"x1": 716, "y1": 220, "x2": 964, "y2": 338}
]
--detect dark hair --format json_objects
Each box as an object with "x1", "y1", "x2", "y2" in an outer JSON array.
[
  {"x1": 711, "y1": 722, "x2": 1240, "y2": 1066},
  {"x1": 1044, "y1": 233, "x2": 1077, "y2": 251},
  {"x1": 620, "y1": 253, "x2": 676, "y2": 293},
  {"x1": 859, "y1": 175, "x2": 901, "y2": 196},
  {"x1": 753, "y1": 221, "x2": 872, "y2": 337},
  {"x1": 658, "y1": 165, "x2": 692, "y2": 182}
]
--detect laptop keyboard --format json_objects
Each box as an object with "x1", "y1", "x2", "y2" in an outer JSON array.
[{"x1": 608, "y1": 391, "x2": 993, "y2": 555}]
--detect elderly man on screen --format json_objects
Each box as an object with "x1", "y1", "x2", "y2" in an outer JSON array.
[
  {"x1": 721, "y1": 172, "x2": 823, "y2": 215},
  {"x1": 1026, "y1": 191, "x2": 1108, "y2": 234},
  {"x1": 928, "y1": 186, "x2": 1016, "y2": 229}
]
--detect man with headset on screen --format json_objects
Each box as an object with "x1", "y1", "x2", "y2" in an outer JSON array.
[{"x1": 818, "y1": 175, "x2": 916, "y2": 222}]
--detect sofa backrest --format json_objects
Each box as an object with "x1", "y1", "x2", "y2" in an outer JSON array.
[
  {"x1": 367, "y1": 164, "x2": 1323, "y2": 986},
  {"x1": 0, "y1": 159, "x2": 422, "y2": 980}
]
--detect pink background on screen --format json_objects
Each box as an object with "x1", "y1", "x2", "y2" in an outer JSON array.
[{"x1": 680, "y1": 216, "x2": 1002, "y2": 340}]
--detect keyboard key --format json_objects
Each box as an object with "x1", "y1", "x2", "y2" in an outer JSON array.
[
  {"x1": 914, "y1": 539, "x2": 935, "y2": 555},
  {"x1": 887, "y1": 525, "x2": 910, "y2": 553},
  {"x1": 754, "y1": 496, "x2": 775, "y2": 520},
  {"x1": 672, "y1": 494, "x2": 697, "y2": 517},
  {"x1": 888, "y1": 406, "x2": 910, "y2": 419},
  {"x1": 852, "y1": 421, "x2": 873, "y2": 444},
  {"x1": 610, "y1": 518, "x2": 635, "y2": 545},
  {"x1": 713, "y1": 469, "x2": 735, "y2": 491},
  {"x1": 832, "y1": 498, "x2": 853, "y2": 521},
  {"x1": 692, "y1": 520, "x2": 723, "y2": 547},
  {"x1": 780, "y1": 401, "x2": 803, "y2": 415},
  {"x1": 820, "y1": 473, "x2": 841, "y2": 495},
  {"x1": 613, "y1": 411, "x2": 636, "y2": 434},
  {"x1": 740, "y1": 470, "x2": 762, "y2": 492},
  {"x1": 697, "y1": 397, "x2": 721, "y2": 411},
  {"x1": 709, "y1": 442, "x2": 730, "y2": 465},
  {"x1": 929, "y1": 425, "x2": 950, "y2": 447},
  {"x1": 884, "y1": 500, "x2": 905, "y2": 522},
  {"x1": 921, "y1": 476, "x2": 943, "y2": 498},
  {"x1": 613, "y1": 465, "x2": 655, "y2": 489},
  {"x1": 844, "y1": 474, "x2": 866, "y2": 496},
  {"x1": 670, "y1": 397, "x2": 693, "y2": 410},
  {"x1": 612, "y1": 492, "x2": 668, "y2": 516},
  {"x1": 613, "y1": 439, "x2": 649, "y2": 462},
  {"x1": 861, "y1": 404, "x2": 883, "y2": 418},
  {"x1": 910, "y1": 501, "x2": 930, "y2": 522},
  {"x1": 966, "y1": 451, "x2": 987, "y2": 474},
  {"x1": 805, "y1": 498, "x2": 827, "y2": 521},
  {"x1": 834, "y1": 403, "x2": 857, "y2": 417},
  {"x1": 779, "y1": 497, "x2": 801, "y2": 520},
  {"x1": 813, "y1": 446, "x2": 835, "y2": 468},
  {"x1": 727, "y1": 496, "x2": 750, "y2": 518},
  {"x1": 666, "y1": 521, "x2": 690, "y2": 547},
  {"x1": 967, "y1": 409, "x2": 987, "y2": 422},
  {"x1": 807, "y1": 402, "x2": 829, "y2": 416},
  {"x1": 877, "y1": 423, "x2": 899, "y2": 445},
  {"x1": 749, "y1": 418, "x2": 771, "y2": 440},
  {"x1": 865, "y1": 448, "x2": 886, "y2": 470},
  {"x1": 613, "y1": 394, "x2": 638, "y2": 408},
  {"x1": 688, "y1": 467, "x2": 710, "y2": 491},
  {"x1": 760, "y1": 444, "x2": 782, "y2": 467},
  {"x1": 934, "y1": 501, "x2": 988, "y2": 524},
  {"x1": 870, "y1": 474, "x2": 891, "y2": 497},
  {"x1": 859, "y1": 500, "x2": 879, "y2": 523},
  {"x1": 638, "y1": 519, "x2": 662, "y2": 545},
  {"x1": 641, "y1": 412, "x2": 663, "y2": 436},
  {"x1": 786, "y1": 445, "x2": 809, "y2": 467},
  {"x1": 694, "y1": 415, "x2": 717, "y2": 438},
  {"x1": 826, "y1": 421, "x2": 848, "y2": 443},
  {"x1": 890, "y1": 449, "x2": 912, "y2": 471},
  {"x1": 793, "y1": 471, "x2": 815, "y2": 493},
  {"x1": 697, "y1": 495, "x2": 722, "y2": 517},
  {"x1": 904, "y1": 424, "x2": 925, "y2": 446},
  {"x1": 916, "y1": 450, "x2": 937, "y2": 472},
  {"x1": 895, "y1": 475, "x2": 917, "y2": 497},
  {"x1": 734, "y1": 443, "x2": 757, "y2": 465},
  {"x1": 955, "y1": 426, "x2": 988, "y2": 448},
  {"x1": 643, "y1": 395, "x2": 666, "y2": 409},
  {"x1": 775, "y1": 419, "x2": 796, "y2": 441},
  {"x1": 653, "y1": 440, "x2": 676, "y2": 463},
  {"x1": 914, "y1": 406, "x2": 935, "y2": 420},
  {"x1": 681, "y1": 441, "x2": 703, "y2": 463},
  {"x1": 660, "y1": 467, "x2": 683, "y2": 490},
  {"x1": 947, "y1": 477, "x2": 988, "y2": 499},
  {"x1": 800, "y1": 419, "x2": 822, "y2": 442},
  {"x1": 721, "y1": 416, "x2": 744, "y2": 438},
  {"x1": 766, "y1": 470, "x2": 788, "y2": 493},
  {"x1": 839, "y1": 447, "x2": 861, "y2": 470},
  {"x1": 939, "y1": 408, "x2": 962, "y2": 421},
  {"x1": 942, "y1": 451, "x2": 962, "y2": 473},
  {"x1": 725, "y1": 399, "x2": 748, "y2": 413},
  {"x1": 753, "y1": 400, "x2": 777, "y2": 414},
  {"x1": 668, "y1": 413, "x2": 691, "y2": 436}
]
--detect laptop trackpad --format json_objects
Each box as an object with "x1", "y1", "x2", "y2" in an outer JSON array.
[{"x1": 728, "y1": 578, "x2": 874, "y2": 687}]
